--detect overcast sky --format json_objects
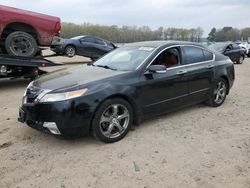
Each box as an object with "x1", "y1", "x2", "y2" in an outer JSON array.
[{"x1": 1, "y1": 0, "x2": 250, "y2": 36}]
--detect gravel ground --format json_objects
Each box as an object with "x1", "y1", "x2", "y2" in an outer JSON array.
[{"x1": 0, "y1": 58, "x2": 250, "y2": 188}]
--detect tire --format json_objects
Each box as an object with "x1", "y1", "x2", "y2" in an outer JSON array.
[
  {"x1": 206, "y1": 78, "x2": 228, "y2": 107},
  {"x1": 237, "y1": 55, "x2": 244, "y2": 64},
  {"x1": 90, "y1": 57, "x2": 98, "y2": 61},
  {"x1": 247, "y1": 52, "x2": 250, "y2": 58},
  {"x1": 92, "y1": 98, "x2": 133, "y2": 143},
  {"x1": 5, "y1": 31, "x2": 38, "y2": 57},
  {"x1": 64, "y1": 45, "x2": 76, "y2": 57}
]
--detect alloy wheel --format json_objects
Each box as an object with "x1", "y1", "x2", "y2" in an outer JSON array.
[
  {"x1": 99, "y1": 104, "x2": 130, "y2": 139},
  {"x1": 214, "y1": 81, "x2": 227, "y2": 104},
  {"x1": 65, "y1": 46, "x2": 76, "y2": 57}
]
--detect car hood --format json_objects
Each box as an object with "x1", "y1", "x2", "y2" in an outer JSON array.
[{"x1": 33, "y1": 65, "x2": 125, "y2": 90}]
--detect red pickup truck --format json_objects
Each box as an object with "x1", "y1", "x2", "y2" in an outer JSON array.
[{"x1": 0, "y1": 5, "x2": 61, "y2": 57}]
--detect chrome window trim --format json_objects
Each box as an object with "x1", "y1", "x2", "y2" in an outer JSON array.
[
  {"x1": 141, "y1": 44, "x2": 215, "y2": 71},
  {"x1": 136, "y1": 47, "x2": 158, "y2": 70}
]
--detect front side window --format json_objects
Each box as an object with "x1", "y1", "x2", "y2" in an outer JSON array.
[
  {"x1": 152, "y1": 47, "x2": 180, "y2": 68},
  {"x1": 182, "y1": 46, "x2": 205, "y2": 64}
]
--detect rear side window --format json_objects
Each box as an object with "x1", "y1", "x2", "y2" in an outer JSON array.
[
  {"x1": 182, "y1": 46, "x2": 204, "y2": 64},
  {"x1": 182, "y1": 46, "x2": 213, "y2": 64},
  {"x1": 203, "y1": 50, "x2": 213, "y2": 61},
  {"x1": 81, "y1": 37, "x2": 95, "y2": 43},
  {"x1": 94, "y1": 38, "x2": 105, "y2": 45}
]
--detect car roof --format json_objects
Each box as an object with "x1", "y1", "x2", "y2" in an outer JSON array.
[{"x1": 124, "y1": 40, "x2": 205, "y2": 48}]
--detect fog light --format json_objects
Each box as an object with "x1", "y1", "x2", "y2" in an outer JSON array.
[{"x1": 43, "y1": 122, "x2": 61, "y2": 135}]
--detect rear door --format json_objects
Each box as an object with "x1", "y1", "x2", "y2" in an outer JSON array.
[{"x1": 181, "y1": 46, "x2": 215, "y2": 103}]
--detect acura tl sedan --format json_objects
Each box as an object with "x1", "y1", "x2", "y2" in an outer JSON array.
[{"x1": 18, "y1": 41, "x2": 235, "y2": 143}]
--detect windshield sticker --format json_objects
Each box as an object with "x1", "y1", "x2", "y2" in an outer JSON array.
[{"x1": 138, "y1": 47, "x2": 154, "y2": 51}]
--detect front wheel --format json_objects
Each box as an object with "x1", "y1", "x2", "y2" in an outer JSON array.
[
  {"x1": 64, "y1": 45, "x2": 76, "y2": 57},
  {"x1": 92, "y1": 98, "x2": 133, "y2": 143},
  {"x1": 206, "y1": 78, "x2": 228, "y2": 107}
]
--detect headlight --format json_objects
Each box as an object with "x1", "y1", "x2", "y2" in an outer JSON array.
[
  {"x1": 39, "y1": 88, "x2": 88, "y2": 103},
  {"x1": 24, "y1": 81, "x2": 34, "y2": 96}
]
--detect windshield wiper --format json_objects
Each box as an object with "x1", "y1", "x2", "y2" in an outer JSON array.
[{"x1": 95, "y1": 65, "x2": 117, "y2": 71}]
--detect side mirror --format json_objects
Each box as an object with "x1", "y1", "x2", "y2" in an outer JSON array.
[{"x1": 147, "y1": 65, "x2": 167, "y2": 73}]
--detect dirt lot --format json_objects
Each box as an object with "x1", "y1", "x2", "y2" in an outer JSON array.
[{"x1": 0, "y1": 58, "x2": 250, "y2": 188}]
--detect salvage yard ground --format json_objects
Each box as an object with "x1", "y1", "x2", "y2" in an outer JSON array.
[{"x1": 0, "y1": 58, "x2": 250, "y2": 188}]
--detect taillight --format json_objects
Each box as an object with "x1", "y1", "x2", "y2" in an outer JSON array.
[{"x1": 55, "y1": 22, "x2": 61, "y2": 34}]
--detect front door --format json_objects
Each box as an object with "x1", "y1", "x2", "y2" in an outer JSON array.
[{"x1": 137, "y1": 47, "x2": 189, "y2": 117}]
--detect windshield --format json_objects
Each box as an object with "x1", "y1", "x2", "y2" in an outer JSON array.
[
  {"x1": 93, "y1": 47, "x2": 154, "y2": 71},
  {"x1": 208, "y1": 43, "x2": 228, "y2": 52}
]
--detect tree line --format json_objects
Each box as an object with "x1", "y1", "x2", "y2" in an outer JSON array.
[
  {"x1": 61, "y1": 22, "x2": 204, "y2": 43},
  {"x1": 61, "y1": 22, "x2": 250, "y2": 43},
  {"x1": 207, "y1": 27, "x2": 250, "y2": 42}
]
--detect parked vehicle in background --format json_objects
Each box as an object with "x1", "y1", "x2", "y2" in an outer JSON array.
[
  {"x1": 233, "y1": 41, "x2": 250, "y2": 57},
  {"x1": 208, "y1": 42, "x2": 245, "y2": 64},
  {"x1": 19, "y1": 41, "x2": 235, "y2": 143},
  {"x1": 51, "y1": 35, "x2": 116, "y2": 61},
  {"x1": 0, "y1": 5, "x2": 61, "y2": 57}
]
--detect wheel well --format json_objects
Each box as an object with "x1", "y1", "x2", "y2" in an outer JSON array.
[
  {"x1": 65, "y1": 44, "x2": 76, "y2": 52},
  {"x1": 2, "y1": 22, "x2": 38, "y2": 43},
  {"x1": 221, "y1": 76, "x2": 230, "y2": 94}
]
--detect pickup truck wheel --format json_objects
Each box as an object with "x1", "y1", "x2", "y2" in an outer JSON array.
[
  {"x1": 5, "y1": 31, "x2": 38, "y2": 57},
  {"x1": 237, "y1": 55, "x2": 244, "y2": 64}
]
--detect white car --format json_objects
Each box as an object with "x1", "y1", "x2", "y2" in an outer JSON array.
[{"x1": 235, "y1": 41, "x2": 250, "y2": 57}]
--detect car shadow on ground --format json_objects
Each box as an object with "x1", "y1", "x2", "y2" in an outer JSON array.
[
  {"x1": 20, "y1": 103, "x2": 208, "y2": 147},
  {"x1": 0, "y1": 78, "x2": 30, "y2": 90}
]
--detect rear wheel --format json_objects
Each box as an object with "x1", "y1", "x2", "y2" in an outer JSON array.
[
  {"x1": 206, "y1": 78, "x2": 228, "y2": 107},
  {"x1": 237, "y1": 55, "x2": 244, "y2": 64},
  {"x1": 5, "y1": 31, "x2": 38, "y2": 57},
  {"x1": 64, "y1": 45, "x2": 76, "y2": 57},
  {"x1": 92, "y1": 98, "x2": 133, "y2": 143}
]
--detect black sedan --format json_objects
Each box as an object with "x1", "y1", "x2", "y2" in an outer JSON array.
[
  {"x1": 51, "y1": 35, "x2": 116, "y2": 60},
  {"x1": 19, "y1": 41, "x2": 235, "y2": 143},
  {"x1": 209, "y1": 42, "x2": 245, "y2": 64}
]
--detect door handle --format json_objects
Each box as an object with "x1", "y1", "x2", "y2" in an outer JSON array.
[
  {"x1": 207, "y1": 65, "x2": 214, "y2": 69},
  {"x1": 177, "y1": 70, "x2": 187, "y2": 75}
]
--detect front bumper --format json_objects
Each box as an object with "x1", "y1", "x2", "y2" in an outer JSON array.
[
  {"x1": 50, "y1": 45, "x2": 64, "y2": 54},
  {"x1": 51, "y1": 36, "x2": 65, "y2": 46},
  {"x1": 18, "y1": 98, "x2": 96, "y2": 137}
]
